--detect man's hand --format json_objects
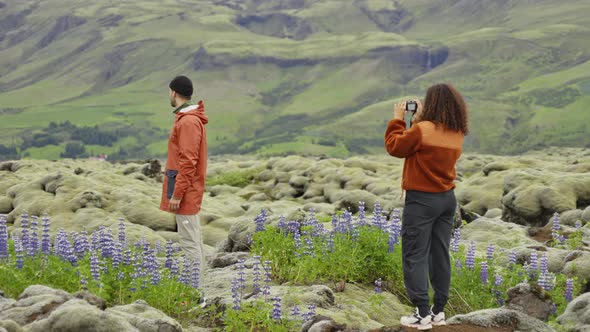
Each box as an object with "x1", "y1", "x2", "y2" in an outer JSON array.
[
  {"x1": 394, "y1": 102, "x2": 406, "y2": 120},
  {"x1": 169, "y1": 197, "x2": 181, "y2": 212}
]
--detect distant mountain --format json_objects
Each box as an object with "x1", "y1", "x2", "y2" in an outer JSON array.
[{"x1": 1, "y1": 0, "x2": 590, "y2": 160}]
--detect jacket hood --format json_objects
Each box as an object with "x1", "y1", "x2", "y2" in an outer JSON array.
[{"x1": 177, "y1": 100, "x2": 208, "y2": 125}]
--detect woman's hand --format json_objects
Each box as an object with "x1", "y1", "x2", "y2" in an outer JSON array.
[
  {"x1": 412, "y1": 100, "x2": 424, "y2": 123},
  {"x1": 393, "y1": 102, "x2": 406, "y2": 120}
]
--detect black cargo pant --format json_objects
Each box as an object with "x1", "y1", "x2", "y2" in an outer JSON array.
[{"x1": 401, "y1": 189, "x2": 455, "y2": 310}]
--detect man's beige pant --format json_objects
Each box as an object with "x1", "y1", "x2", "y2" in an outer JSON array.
[{"x1": 176, "y1": 214, "x2": 206, "y2": 285}]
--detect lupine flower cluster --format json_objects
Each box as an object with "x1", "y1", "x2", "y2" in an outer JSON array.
[
  {"x1": 1, "y1": 214, "x2": 203, "y2": 299},
  {"x1": 480, "y1": 261, "x2": 489, "y2": 285},
  {"x1": 486, "y1": 243, "x2": 495, "y2": 261},
  {"x1": 0, "y1": 215, "x2": 8, "y2": 260},
  {"x1": 450, "y1": 227, "x2": 461, "y2": 253},
  {"x1": 271, "y1": 202, "x2": 403, "y2": 262},
  {"x1": 565, "y1": 278, "x2": 574, "y2": 303},
  {"x1": 301, "y1": 304, "x2": 316, "y2": 322},
  {"x1": 374, "y1": 278, "x2": 382, "y2": 294},
  {"x1": 551, "y1": 213, "x2": 565, "y2": 244},
  {"x1": 465, "y1": 241, "x2": 476, "y2": 269},
  {"x1": 493, "y1": 274, "x2": 504, "y2": 305}
]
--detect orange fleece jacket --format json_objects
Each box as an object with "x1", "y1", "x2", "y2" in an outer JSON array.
[{"x1": 384, "y1": 119, "x2": 464, "y2": 192}]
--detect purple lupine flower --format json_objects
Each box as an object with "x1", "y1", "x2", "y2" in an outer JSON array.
[
  {"x1": 390, "y1": 210, "x2": 401, "y2": 244},
  {"x1": 509, "y1": 250, "x2": 517, "y2": 270},
  {"x1": 494, "y1": 274, "x2": 504, "y2": 306},
  {"x1": 277, "y1": 215, "x2": 287, "y2": 232},
  {"x1": 486, "y1": 243, "x2": 495, "y2": 261},
  {"x1": 20, "y1": 212, "x2": 29, "y2": 253},
  {"x1": 287, "y1": 220, "x2": 300, "y2": 235},
  {"x1": 494, "y1": 274, "x2": 503, "y2": 287},
  {"x1": 165, "y1": 240, "x2": 174, "y2": 269},
  {"x1": 231, "y1": 277, "x2": 241, "y2": 310},
  {"x1": 565, "y1": 278, "x2": 574, "y2": 303},
  {"x1": 191, "y1": 260, "x2": 200, "y2": 289},
  {"x1": 465, "y1": 241, "x2": 475, "y2": 269},
  {"x1": 90, "y1": 230, "x2": 100, "y2": 252},
  {"x1": 55, "y1": 229, "x2": 69, "y2": 260},
  {"x1": 253, "y1": 255, "x2": 262, "y2": 296},
  {"x1": 374, "y1": 278, "x2": 382, "y2": 293},
  {"x1": 291, "y1": 305, "x2": 300, "y2": 318},
  {"x1": 74, "y1": 231, "x2": 88, "y2": 258},
  {"x1": 28, "y1": 216, "x2": 39, "y2": 256},
  {"x1": 293, "y1": 230, "x2": 302, "y2": 256},
  {"x1": 14, "y1": 235, "x2": 24, "y2": 269},
  {"x1": 263, "y1": 260, "x2": 272, "y2": 301},
  {"x1": 90, "y1": 251, "x2": 100, "y2": 282},
  {"x1": 480, "y1": 261, "x2": 488, "y2": 285},
  {"x1": 450, "y1": 228, "x2": 461, "y2": 253},
  {"x1": 41, "y1": 215, "x2": 51, "y2": 256},
  {"x1": 169, "y1": 258, "x2": 179, "y2": 278},
  {"x1": 341, "y1": 211, "x2": 354, "y2": 234},
  {"x1": 538, "y1": 272, "x2": 553, "y2": 291},
  {"x1": 303, "y1": 237, "x2": 315, "y2": 257},
  {"x1": 123, "y1": 248, "x2": 132, "y2": 266},
  {"x1": 179, "y1": 256, "x2": 192, "y2": 285},
  {"x1": 254, "y1": 209, "x2": 268, "y2": 232},
  {"x1": 331, "y1": 214, "x2": 339, "y2": 232},
  {"x1": 112, "y1": 242, "x2": 123, "y2": 270},
  {"x1": 132, "y1": 253, "x2": 145, "y2": 280},
  {"x1": 65, "y1": 236, "x2": 78, "y2": 266},
  {"x1": 372, "y1": 202, "x2": 383, "y2": 229},
  {"x1": 0, "y1": 215, "x2": 8, "y2": 260},
  {"x1": 237, "y1": 259, "x2": 246, "y2": 297},
  {"x1": 551, "y1": 302, "x2": 557, "y2": 316},
  {"x1": 118, "y1": 219, "x2": 126, "y2": 248},
  {"x1": 327, "y1": 232, "x2": 335, "y2": 252},
  {"x1": 145, "y1": 249, "x2": 161, "y2": 286},
  {"x1": 100, "y1": 227, "x2": 115, "y2": 259},
  {"x1": 455, "y1": 258, "x2": 463, "y2": 270},
  {"x1": 575, "y1": 220, "x2": 582, "y2": 230},
  {"x1": 80, "y1": 275, "x2": 88, "y2": 290},
  {"x1": 117, "y1": 271, "x2": 125, "y2": 281},
  {"x1": 529, "y1": 251, "x2": 538, "y2": 271},
  {"x1": 304, "y1": 208, "x2": 317, "y2": 227},
  {"x1": 155, "y1": 240, "x2": 162, "y2": 256},
  {"x1": 387, "y1": 230, "x2": 396, "y2": 253},
  {"x1": 302, "y1": 304, "x2": 316, "y2": 322},
  {"x1": 357, "y1": 201, "x2": 367, "y2": 226},
  {"x1": 272, "y1": 297, "x2": 282, "y2": 321}
]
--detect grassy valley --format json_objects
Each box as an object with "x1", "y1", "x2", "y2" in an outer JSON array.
[{"x1": 1, "y1": 0, "x2": 589, "y2": 159}]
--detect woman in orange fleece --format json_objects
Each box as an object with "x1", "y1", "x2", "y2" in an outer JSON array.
[{"x1": 384, "y1": 83, "x2": 469, "y2": 330}]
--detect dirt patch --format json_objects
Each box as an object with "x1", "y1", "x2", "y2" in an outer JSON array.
[{"x1": 528, "y1": 226, "x2": 552, "y2": 244}]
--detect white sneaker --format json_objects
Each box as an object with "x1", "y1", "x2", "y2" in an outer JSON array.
[
  {"x1": 400, "y1": 308, "x2": 432, "y2": 330},
  {"x1": 430, "y1": 308, "x2": 446, "y2": 326}
]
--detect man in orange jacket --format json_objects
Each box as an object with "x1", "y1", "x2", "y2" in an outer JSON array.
[{"x1": 160, "y1": 75, "x2": 208, "y2": 306}]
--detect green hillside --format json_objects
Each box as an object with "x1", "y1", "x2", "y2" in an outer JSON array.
[{"x1": 1, "y1": 0, "x2": 590, "y2": 160}]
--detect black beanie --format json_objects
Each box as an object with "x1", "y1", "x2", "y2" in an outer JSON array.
[{"x1": 169, "y1": 76, "x2": 193, "y2": 98}]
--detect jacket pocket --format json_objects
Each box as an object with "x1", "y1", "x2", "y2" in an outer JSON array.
[{"x1": 166, "y1": 170, "x2": 179, "y2": 199}]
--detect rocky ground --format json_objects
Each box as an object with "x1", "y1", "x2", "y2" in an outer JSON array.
[{"x1": 1, "y1": 147, "x2": 590, "y2": 331}]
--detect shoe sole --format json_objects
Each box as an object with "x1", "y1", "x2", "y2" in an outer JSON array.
[
  {"x1": 401, "y1": 323, "x2": 433, "y2": 330},
  {"x1": 432, "y1": 321, "x2": 446, "y2": 326}
]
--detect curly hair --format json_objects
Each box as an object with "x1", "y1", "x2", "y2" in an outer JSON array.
[{"x1": 418, "y1": 83, "x2": 469, "y2": 135}]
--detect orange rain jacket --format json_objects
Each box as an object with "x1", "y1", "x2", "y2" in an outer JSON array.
[{"x1": 160, "y1": 101, "x2": 208, "y2": 215}]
